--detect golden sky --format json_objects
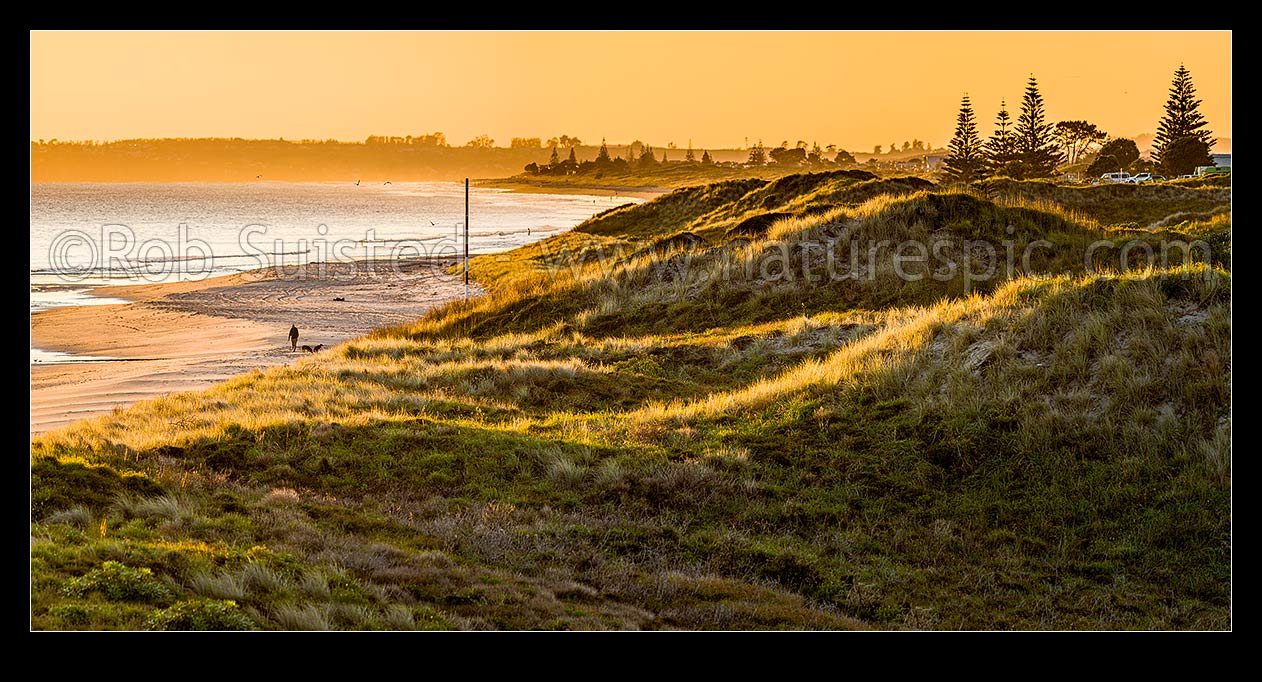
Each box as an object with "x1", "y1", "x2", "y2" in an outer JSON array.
[{"x1": 30, "y1": 31, "x2": 1231, "y2": 151}]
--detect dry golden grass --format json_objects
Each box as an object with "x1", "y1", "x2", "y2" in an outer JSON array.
[{"x1": 31, "y1": 173, "x2": 1230, "y2": 631}]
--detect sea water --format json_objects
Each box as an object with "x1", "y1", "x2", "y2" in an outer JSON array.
[{"x1": 31, "y1": 181, "x2": 638, "y2": 361}]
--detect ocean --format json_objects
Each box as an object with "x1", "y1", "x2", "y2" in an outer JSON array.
[{"x1": 30, "y1": 181, "x2": 638, "y2": 362}]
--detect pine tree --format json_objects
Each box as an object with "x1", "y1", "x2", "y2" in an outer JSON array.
[
  {"x1": 747, "y1": 139, "x2": 766, "y2": 165},
  {"x1": 567, "y1": 147, "x2": 577, "y2": 164},
  {"x1": 943, "y1": 94, "x2": 987, "y2": 183},
  {"x1": 639, "y1": 145, "x2": 657, "y2": 168},
  {"x1": 548, "y1": 145, "x2": 560, "y2": 166},
  {"x1": 1152, "y1": 64, "x2": 1215, "y2": 170},
  {"x1": 1014, "y1": 76, "x2": 1063, "y2": 178},
  {"x1": 596, "y1": 138, "x2": 611, "y2": 164},
  {"x1": 701, "y1": 149, "x2": 713, "y2": 164},
  {"x1": 685, "y1": 139, "x2": 696, "y2": 162},
  {"x1": 1158, "y1": 136, "x2": 1213, "y2": 177},
  {"x1": 984, "y1": 100, "x2": 1019, "y2": 173}
]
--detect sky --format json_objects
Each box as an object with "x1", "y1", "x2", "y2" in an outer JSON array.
[{"x1": 30, "y1": 31, "x2": 1231, "y2": 151}]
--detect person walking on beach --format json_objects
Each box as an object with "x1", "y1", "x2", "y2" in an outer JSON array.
[{"x1": 289, "y1": 324, "x2": 299, "y2": 352}]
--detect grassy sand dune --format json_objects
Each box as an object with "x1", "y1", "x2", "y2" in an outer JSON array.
[
  {"x1": 977, "y1": 177, "x2": 1232, "y2": 229},
  {"x1": 31, "y1": 173, "x2": 1230, "y2": 630}
]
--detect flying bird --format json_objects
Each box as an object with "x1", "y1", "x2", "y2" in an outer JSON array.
[
  {"x1": 355, "y1": 180, "x2": 361, "y2": 186},
  {"x1": 429, "y1": 220, "x2": 437, "y2": 226},
  {"x1": 384, "y1": 181, "x2": 392, "y2": 185}
]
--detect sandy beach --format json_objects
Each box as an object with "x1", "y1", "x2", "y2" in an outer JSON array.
[{"x1": 30, "y1": 258, "x2": 472, "y2": 435}]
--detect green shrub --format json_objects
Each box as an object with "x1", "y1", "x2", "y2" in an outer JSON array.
[
  {"x1": 613, "y1": 356, "x2": 665, "y2": 378},
  {"x1": 47, "y1": 603, "x2": 93, "y2": 626},
  {"x1": 62, "y1": 561, "x2": 171, "y2": 603},
  {"x1": 144, "y1": 599, "x2": 256, "y2": 631}
]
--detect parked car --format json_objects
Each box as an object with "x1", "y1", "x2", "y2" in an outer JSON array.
[
  {"x1": 1128, "y1": 173, "x2": 1154, "y2": 184},
  {"x1": 1099, "y1": 172, "x2": 1131, "y2": 184}
]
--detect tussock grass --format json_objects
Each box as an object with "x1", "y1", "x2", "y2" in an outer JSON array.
[
  {"x1": 381, "y1": 604, "x2": 418, "y2": 630},
  {"x1": 113, "y1": 494, "x2": 197, "y2": 526},
  {"x1": 32, "y1": 172, "x2": 1230, "y2": 630},
  {"x1": 545, "y1": 456, "x2": 588, "y2": 487},
  {"x1": 273, "y1": 604, "x2": 331, "y2": 631},
  {"x1": 186, "y1": 570, "x2": 248, "y2": 601},
  {"x1": 44, "y1": 506, "x2": 94, "y2": 529},
  {"x1": 296, "y1": 572, "x2": 332, "y2": 599}
]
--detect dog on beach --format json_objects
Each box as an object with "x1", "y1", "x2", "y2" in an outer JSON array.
[{"x1": 301, "y1": 344, "x2": 324, "y2": 353}]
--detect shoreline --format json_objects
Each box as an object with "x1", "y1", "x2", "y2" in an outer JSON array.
[{"x1": 30, "y1": 257, "x2": 473, "y2": 435}]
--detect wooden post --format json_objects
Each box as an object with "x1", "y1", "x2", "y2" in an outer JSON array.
[{"x1": 464, "y1": 178, "x2": 469, "y2": 299}]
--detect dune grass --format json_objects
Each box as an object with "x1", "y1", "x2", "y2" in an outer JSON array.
[
  {"x1": 31, "y1": 172, "x2": 1230, "y2": 630},
  {"x1": 976, "y1": 178, "x2": 1232, "y2": 229}
]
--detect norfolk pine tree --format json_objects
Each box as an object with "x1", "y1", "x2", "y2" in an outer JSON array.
[
  {"x1": 944, "y1": 94, "x2": 987, "y2": 183},
  {"x1": 1014, "y1": 76, "x2": 1063, "y2": 178},
  {"x1": 1152, "y1": 64, "x2": 1215, "y2": 175},
  {"x1": 639, "y1": 145, "x2": 658, "y2": 168},
  {"x1": 747, "y1": 140, "x2": 767, "y2": 165},
  {"x1": 984, "y1": 100, "x2": 1019, "y2": 176},
  {"x1": 1160, "y1": 136, "x2": 1215, "y2": 177}
]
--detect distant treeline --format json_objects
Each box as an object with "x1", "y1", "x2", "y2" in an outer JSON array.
[{"x1": 30, "y1": 137, "x2": 759, "y2": 182}]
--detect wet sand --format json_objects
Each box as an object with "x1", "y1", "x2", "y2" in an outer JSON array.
[{"x1": 30, "y1": 258, "x2": 474, "y2": 435}]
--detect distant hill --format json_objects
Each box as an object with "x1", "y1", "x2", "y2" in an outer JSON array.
[
  {"x1": 29, "y1": 138, "x2": 756, "y2": 183},
  {"x1": 30, "y1": 138, "x2": 946, "y2": 183},
  {"x1": 1133, "y1": 133, "x2": 1231, "y2": 158}
]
